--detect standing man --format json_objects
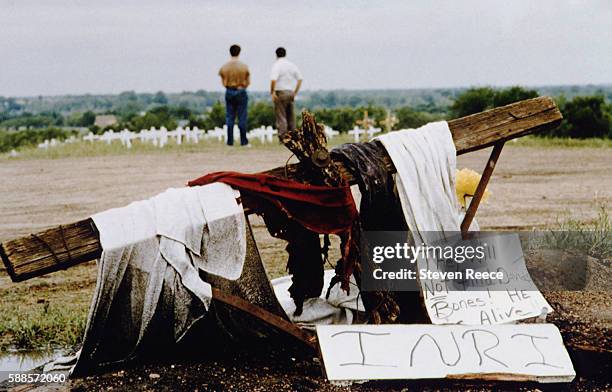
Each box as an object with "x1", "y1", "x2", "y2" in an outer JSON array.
[
  {"x1": 219, "y1": 44, "x2": 250, "y2": 146},
  {"x1": 270, "y1": 47, "x2": 303, "y2": 142}
]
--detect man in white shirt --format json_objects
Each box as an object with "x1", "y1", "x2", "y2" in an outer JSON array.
[{"x1": 270, "y1": 47, "x2": 303, "y2": 141}]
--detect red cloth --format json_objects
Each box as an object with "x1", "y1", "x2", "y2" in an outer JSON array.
[{"x1": 188, "y1": 171, "x2": 358, "y2": 235}]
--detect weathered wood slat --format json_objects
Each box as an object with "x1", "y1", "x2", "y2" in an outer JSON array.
[
  {"x1": 212, "y1": 287, "x2": 317, "y2": 349},
  {"x1": 450, "y1": 97, "x2": 561, "y2": 154},
  {"x1": 1, "y1": 97, "x2": 562, "y2": 282},
  {"x1": 270, "y1": 96, "x2": 562, "y2": 182},
  {"x1": 1, "y1": 219, "x2": 102, "y2": 282}
]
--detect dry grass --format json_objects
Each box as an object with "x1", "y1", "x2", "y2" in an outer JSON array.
[
  {"x1": 0, "y1": 134, "x2": 358, "y2": 160},
  {"x1": 512, "y1": 135, "x2": 612, "y2": 148},
  {"x1": 0, "y1": 263, "x2": 96, "y2": 350},
  {"x1": 538, "y1": 202, "x2": 611, "y2": 260}
]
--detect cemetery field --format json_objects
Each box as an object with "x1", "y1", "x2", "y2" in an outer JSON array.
[{"x1": 0, "y1": 143, "x2": 611, "y2": 390}]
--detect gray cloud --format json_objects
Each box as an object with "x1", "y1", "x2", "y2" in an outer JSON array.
[{"x1": 1, "y1": 0, "x2": 611, "y2": 96}]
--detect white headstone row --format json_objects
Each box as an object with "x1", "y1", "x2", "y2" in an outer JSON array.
[
  {"x1": 36, "y1": 135, "x2": 79, "y2": 149},
  {"x1": 81, "y1": 125, "x2": 280, "y2": 148},
  {"x1": 324, "y1": 125, "x2": 340, "y2": 138},
  {"x1": 248, "y1": 126, "x2": 277, "y2": 143},
  {"x1": 33, "y1": 124, "x2": 342, "y2": 151},
  {"x1": 348, "y1": 126, "x2": 382, "y2": 142}
]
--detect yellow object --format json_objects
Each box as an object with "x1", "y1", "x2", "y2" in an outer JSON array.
[{"x1": 455, "y1": 168, "x2": 491, "y2": 207}]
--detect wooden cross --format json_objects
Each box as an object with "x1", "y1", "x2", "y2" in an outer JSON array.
[
  {"x1": 1, "y1": 96, "x2": 562, "y2": 283},
  {"x1": 355, "y1": 110, "x2": 375, "y2": 131},
  {"x1": 0, "y1": 97, "x2": 563, "y2": 348},
  {"x1": 379, "y1": 110, "x2": 398, "y2": 132}
]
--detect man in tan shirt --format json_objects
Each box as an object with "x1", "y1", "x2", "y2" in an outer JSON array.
[{"x1": 219, "y1": 44, "x2": 250, "y2": 146}]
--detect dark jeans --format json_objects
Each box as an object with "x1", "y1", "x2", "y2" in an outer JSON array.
[{"x1": 225, "y1": 88, "x2": 248, "y2": 145}]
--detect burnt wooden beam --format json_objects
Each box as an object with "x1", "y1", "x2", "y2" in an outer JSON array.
[
  {"x1": 1, "y1": 96, "x2": 562, "y2": 283},
  {"x1": 1, "y1": 219, "x2": 102, "y2": 282},
  {"x1": 212, "y1": 287, "x2": 318, "y2": 349}
]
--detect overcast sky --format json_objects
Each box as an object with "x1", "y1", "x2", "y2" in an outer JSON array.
[{"x1": 1, "y1": 0, "x2": 611, "y2": 96}]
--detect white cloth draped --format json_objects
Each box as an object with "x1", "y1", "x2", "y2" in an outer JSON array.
[{"x1": 46, "y1": 183, "x2": 246, "y2": 375}]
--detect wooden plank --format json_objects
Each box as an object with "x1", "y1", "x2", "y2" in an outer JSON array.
[
  {"x1": 316, "y1": 324, "x2": 575, "y2": 383},
  {"x1": 1, "y1": 97, "x2": 563, "y2": 282},
  {"x1": 1, "y1": 219, "x2": 102, "y2": 282},
  {"x1": 449, "y1": 96, "x2": 560, "y2": 154},
  {"x1": 460, "y1": 141, "x2": 505, "y2": 234},
  {"x1": 212, "y1": 287, "x2": 317, "y2": 349}
]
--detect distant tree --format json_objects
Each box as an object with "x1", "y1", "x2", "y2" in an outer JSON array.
[
  {"x1": 153, "y1": 91, "x2": 168, "y2": 105},
  {"x1": 493, "y1": 86, "x2": 538, "y2": 107},
  {"x1": 312, "y1": 107, "x2": 357, "y2": 132},
  {"x1": 450, "y1": 87, "x2": 495, "y2": 117},
  {"x1": 203, "y1": 102, "x2": 226, "y2": 129},
  {"x1": 560, "y1": 95, "x2": 610, "y2": 138},
  {"x1": 187, "y1": 114, "x2": 206, "y2": 129},
  {"x1": 171, "y1": 106, "x2": 193, "y2": 119},
  {"x1": 0, "y1": 127, "x2": 77, "y2": 153},
  {"x1": 117, "y1": 109, "x2": 138, "y2": 123},
  {"x1": 311, "y1": 92, "x2": 338, "y2": 108},
  {"x1": 312, "y1": 108, "x2": 337, "y2": 130},
  {"x1": 347, "y1": 96, "x2": 361, "y2": 107},
  {"x1": 331, "y1": 108, "x2": 358, "y2": 132},
  {"x1": 0, "y1": 97, "x2": 23, "y2": 112},
  {"x1": 364, "y1": 105, "x2": 387, "y2": 124},
  {"x1": 79, "y1": 111, "x2": 96, "y2": 127},
  {"x1": 395, "y1": 107, "x2": 433, "y2": 129},
  {"x1": 118, "y1": 91, "x2": 137, "y2": 101},
  {"x1": 0, "y1": 112, "x2": 63, "y2": 129},
  {"x1": 67, "y1": 111, "x2": 96, "y2": 127},
  {"x1": 247, "y1": 102, "x2": 275, "y2": 129},
  {"x1": 128, "y1": 106, "x2": 176, "y2": 131},
  {"x1": 311, "y1": 105, "x2": 386, "y2": 132}
]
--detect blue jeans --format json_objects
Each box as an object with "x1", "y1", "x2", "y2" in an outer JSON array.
[{"x1": 225, "y1": 88, "x2": 248, "y2": 145}]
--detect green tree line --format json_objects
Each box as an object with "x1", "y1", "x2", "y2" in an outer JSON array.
[
  {"x1": 0, "y1": 128, "x2": 77, "y2": 153},
  {"x1": 450, "y1": 86, "x2": 612, "y2": 138},
  {"x1": 2, "y1": 86, "x2": 611, "y2": 153}
]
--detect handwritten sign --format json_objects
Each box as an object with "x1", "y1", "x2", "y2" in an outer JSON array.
[
  {"x1": 316, "y1": 324, "x2": 575, "y2": 383},
  {"x1": 419, "y1": 233, "x2": 552, "y2": 325}
]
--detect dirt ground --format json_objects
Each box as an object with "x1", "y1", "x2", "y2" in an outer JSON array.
[
  {"x1": 0, "y1": 144, "x2": 611, "y2": 391},
  {"x1": 1, "y1": 144, "x2": 609, "y2": 279},
  {"x1": 1, "y1": 145, "x2": 611, "y2": 241}
]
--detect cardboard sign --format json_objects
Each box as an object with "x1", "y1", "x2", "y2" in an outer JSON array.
[
  {"x1": 316, "y1": 324, "x2": 575, "y2": 383},
  {"x1": 419, "y1": 233, "x2": 552, "y2": 325}
]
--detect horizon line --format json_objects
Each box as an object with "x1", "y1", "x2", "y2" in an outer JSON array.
[{"x1": 5, "y1": 83, "x2": 612, "y2": 100}]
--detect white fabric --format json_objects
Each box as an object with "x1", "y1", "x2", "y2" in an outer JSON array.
[
  {"x1": 154, "y1": 187, "x2": 207, "y2": 254},
  {"x1": 91, "y1": 199, "x2": 156, "y2": 251},
  {"x1": 92, "y1": 183, "x2": 246, "y2": 283},
  {"x1": 375, "y1": 123, "x2": 553, "y2": 326},
  {"x1": 376, "y1": 121, "x2": 464, "y2": 244},
  {"x1": 270, "y1": 58, "x2": 302, "y2": 91},
  {"x1": 51, "y1": 184, "x2": 247, "y2": 374},
  {"x1": 194, "y1": 183, "x2": 245, "y2": 280},
  {"x1": 272, "y1": 270, "x2": 365, "y2": 329},
  {"x1": 45, "y1": 235, "x2": 211, "y2": 375}
]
